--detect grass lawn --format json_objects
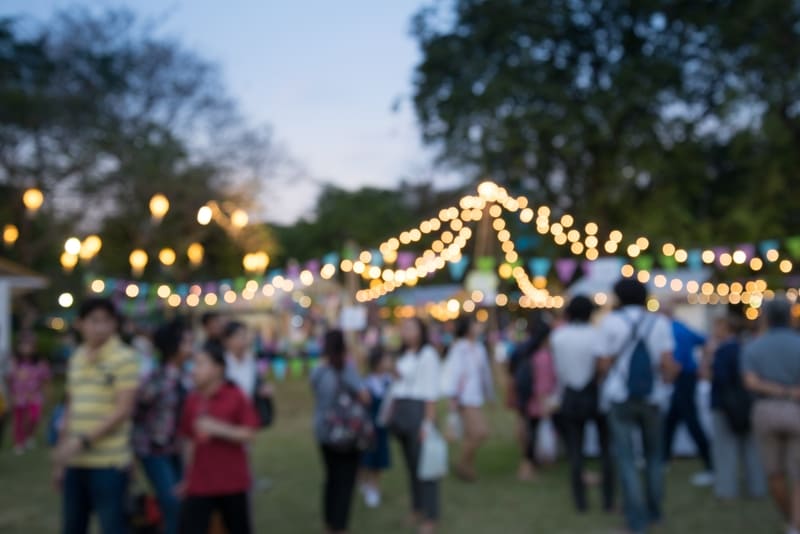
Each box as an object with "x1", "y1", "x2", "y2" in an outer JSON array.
[{"x1": 0, "y1": 378, "x2": 782, "y2": 533}]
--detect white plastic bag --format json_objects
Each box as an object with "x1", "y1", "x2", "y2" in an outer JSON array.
[
  {"x1": 444, "y1": 409, "x2": 463, "y2": 442},
  {"x1": 535, "y1": 418, "x2": 558, "y2": 464},
  {"x1": 418, "y1": 422, "x2": 449, "y2": 481}
]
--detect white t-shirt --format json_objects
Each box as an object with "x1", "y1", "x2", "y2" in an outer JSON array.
[
  {"x1": 392, "y1": 345, "x2": 441, "y2": 402},
  {"x1": 441, "y1": 339, "x2": 494, "y2": 407},
  {"x1": 598, "y1": 306, "x2": 675, "y2": 409},
  {"x1": 226, "y1": 352, "x2": 257, "y2": 398},
  {"x1": 550, "y1": 323, "x2": 600, "y2": 392}
]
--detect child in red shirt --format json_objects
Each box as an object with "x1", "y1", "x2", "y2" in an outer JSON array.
[
  {"x1": 178, "y1": 345, "x2": 259, "y2": 534},
  {"x1": 7, "y1": 332, "x2": 50, "y2": 454}
]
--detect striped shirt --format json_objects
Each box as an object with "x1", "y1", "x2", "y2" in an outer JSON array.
[{"x1": 66, "y1": 337, "x2": 139, "y2": 468}]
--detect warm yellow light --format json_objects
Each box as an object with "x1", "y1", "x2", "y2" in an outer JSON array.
[
  {"x1": 520, "y1": 208, "x2": 534, "y2": 223},
  {"x1": 446, "y1": 299, "x2": 460, "y2": 313},
  {"x1": 409, "y1": 228, "x2": 422, "y2": 241},
  {"x1": 627, "y1": 244, "x2": 641, "y2": 258},
  {"x1": 585, "y1": 235, "x2": 599, "y2": 249},
  {"x1": 653, "y1": 275, "x2": 667, "y2": 288},
  {"x1": 498, "y1": 263, "x2": 513, "y2": 279},
  {"x1": 533, "y1": 276, "x2": 547, "y2": 289},
  {"x1": 636, "y1": 237, "x2": 650, "y2": 250},
  {"x1": 432, "y1": 240, "x2": 445, "y2": 253},
  {"x1": 64, "y1": 237, "x2": 82, "y2": 256},
  {"x1": 621, "y1": 264, "x2": 635, "y2": 278},
  {"x1": 489, "y1": 205, "x2": 503, "y2": 218},
  {"x1": 717, "y1": 283, "x2": 730, "y2": 296},
  {"x1": 58, "y1": 292, "x2": 74, "y2": 308},
  {"x1": 166, "y1": 294, "x2": 181, "y2": 307},
  {"x1": 471, "y1": 290, "x2": 485, "y2": 303},
  {"x1": 662, "y1": 243, "x2": 676, "y2": 256},
  {"x1": 186, "y1": 293, "x2": 200, "y2": 307},
  {"x1": 197, "y1": 205, "x2": 213, "y2": 225},
  {"x1": 495, "y1": 294, "x2": 508, "y2": 306},
  {"x1": 157, "y1": 284, "x2": 171, "y2": 299},
  {"x1": 340, "y1": 259, "x2": 353, "y2": 272},
  {"x1": 780, "y1": 260, "x2": 793, "y2": 274},
  {"x1": 571, "y1": 242, "x2": 585, "y2": 255},
  {"x1": 732, "y1": 250, "x2": 747, "y2": 265},
  {"x1": 766, "y1": 249, "x2": 780, "y2": 262},
  {"x1": 80, "y1": 235, "x2": 103, "y2": 260},
  {"x1": 129, "y1": 249, "x2": 148, "y2": 276},
  {"x1": 320, "y1": 264, "x2": 336, "y2": 280},
  {"x1": 125, "y1": 283, "x2": 140, "y2": 298},
  {"x1": 90, "y1": 279, "x2": 106, "y2": 293},
  {"x1": 204, "y1": 293, "x2": 218, "y2": 306},
  {"x1": 674, "y1": 249, "x2": 688, "y2": 263},
  {"x1": 560, "y1": 214, "x2": 574, "y2": 227},
  {"x1": 670, "y1": 279, "x2": 683, "y2": 291},
  {"x1": 149, "y1": 194, "x2": 170, "y2": 220},
  {"x1": 647, "y1": 298, "x2": 660, "y2": 312},
  {"x1": 586, "y1": 248, "x2": 599, "y2": 261},
  {"x1": 701, "y1": 250, "x2": 715, "y2": 264},
  {"x1": 492, "y1": 218, "x2": 506, "y2": 231},
  {"x1": 231, "y1": 209, "x2": 249, "y2": 229},
  {"x1": 750, "y1": 257, "x2": 763, "y2": 271},
  {"x1": 3, "y1": 224, "x2": 19, "y2": 246},
  {"x1": 637, "y1": 270, "x2": 650, "y2": 283},
  {"x1": 609, "y1": 230, "x2": 623, "y2": 243},
  {"x1": 60, "y1": 252, "x2": 78, "y2": 272},
  {"x1": 604, "y1": 241, "x2": 618, "y2": 254},
  {"x1": 585, "y1": 222, "x2": 599, "y2": 236},
  {"x1": 300, "y1": 270, "x2": 315, "y2": 286},
  {"x1": 353, "y1": 261, "x2": 366, "y2": 274},
  {"x1": 745, "y1": 307, "x2": 759, "y2": 321},
  {"x1": 594, "y1": 293, "x2": 608, "y2": 306},
  {"x1": 719, "y1": 253, "x2": 732, "y2": 267},
  {"x1": 187, "y1": 243, "x2": 204, "y2": 266},
  {"x1": 462, "y1": 300, "x2": 476, "y2": 313},
  {"x1": 22, "y1": 188, "x2": 44, "y2": 212},
  {"x1": 567, "y1": 230, "x2": 580, "y2": 243},
  {"x1": 158, "y1": 248, "x2": 176, "y2": 266},
  {"x1": 262, "y1": 284, "x2": 275, "y2": 297},
  {"x1": 686, "y1": 280, "x2": 699, "y2": 293}
]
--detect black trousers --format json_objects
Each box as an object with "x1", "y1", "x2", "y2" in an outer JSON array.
[
  {"x1": 179, "y1": 492, "x2": 251, "y2": 534},
  {"x1": 320, "y1": 445, "x2": 361, "y2": 531},
  {"x1": 663, "y1": 372, "x2": 712, "y2": 470},
  {"x1": 524, "y1": 417, "x2": 542, "y2": 465},
  {"x1": 556, "y1": 412, "x2": 615, "y2": 512},
  {"x1": 391, "y1": 399, "x2": 440, "y2": 521}
]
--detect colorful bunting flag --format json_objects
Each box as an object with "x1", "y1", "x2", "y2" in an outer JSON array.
[{"x1": 529, "y1": 257, "x2": 552, "y2": 278}]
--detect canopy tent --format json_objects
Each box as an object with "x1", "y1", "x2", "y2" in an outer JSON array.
[{"x1": 0, "y1": 257, "x2": 48, "y2": 362}]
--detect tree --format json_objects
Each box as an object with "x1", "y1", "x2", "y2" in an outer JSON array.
[{"x1": 411, "y1": 0, "x2": 800, "y2": 243}]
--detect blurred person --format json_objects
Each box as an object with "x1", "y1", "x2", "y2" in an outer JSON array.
[
  {"x1": 360, "y1": 346, "x2": 394, "y2": 508},
  {"x1": 507, "y1": 314, "x2": 551, "y2": 481},
  {"x1": 742, "y1": 299, "x2": 800, "y2": 534},
  {"x1": 707, "y1": 315, "x2": 766, "y2": 500},
  {"x1": 661, "y1": 303, "x2": 714, "y2": 486},
  {"x1": 133, "y1": 320, "x2": 193, "y2": 534},
  {"x1": 7, "y1": 331, "x2": 50, "y2": 454},
  {"x1": 201, "y1": 312, "x2": 227, "y2": 354},
  {"x1": 551, "y1": 296, "x2": 614, "y2": 513},
  {"x1": 53, "y1": 298, "x2": 140, "y2": 534},
  {"x1": 177, "y1": 344, "x2": 259, "y2": 534},
  {"x1": 597, "y1": 279, "x2": 678, "y2": 534},
  {"x1": 442, "y1": 316, "x2": 494, "y2": 481},
  {"x1": 390, "y1": 318, "x2": 443, "y2": 534},
  {"x1": 311, "y1": 329, "x2": 370, "y2": 533}
]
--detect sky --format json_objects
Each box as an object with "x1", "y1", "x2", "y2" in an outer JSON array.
[{"x1": 2, "y1": 0, "x2": 455, "y2": 223}]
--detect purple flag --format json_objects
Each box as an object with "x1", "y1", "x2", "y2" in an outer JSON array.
[
  {"x1": 738, "y1": 244, "x2": 755, "y2": 260},
  {"x1": 397, "y1": 252, "x2": 415, "y2": 269},
  {"x1": 713, "y1": 247, "x2": 728, "y2": 266},
  {"x1": 555, "y1": 259, "x2": 577, "y2": 283}
]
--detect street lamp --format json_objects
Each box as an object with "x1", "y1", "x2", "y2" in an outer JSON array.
[
  {"x1": 158, "y1": 247, "x2": 176, "y2": 266},
  {"x1": 129, "y1": 249, "x2": 149, "y2": 277},
  {"x1": 149, "y1": 194, "x2": 170, "y2": 222},
  {"x1": 22, "y1": 188, "x2": 44, "y2": 214},
  {"x1": 3, "y1": 224, "x2": 19, "y2": 247}
]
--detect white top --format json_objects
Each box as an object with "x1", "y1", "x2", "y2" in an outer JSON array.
[
  {"x1": 392, "y1": 345, "x2": 441, "y2": 402},
  {"x1": 597, "y1": 306, "x2": 675, "y2": 409},
  {"x1": 225, "y1": 351, "x2": 257, "y2": 398},
  {"x1": 550, "y1": 323, "x2": 600, "y2": 392},
  {"x1": 441, "y1": 339, "x2": 494, "y2": 407}
]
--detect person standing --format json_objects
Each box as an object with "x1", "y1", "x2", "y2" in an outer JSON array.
[
  {"x1": 550, "y1": 296, "x2": 614, "y2": 513},
  {"x1": 662, "y1": 305, "x2": 713, "y2": 486},
  {"x1": 201, "y1": 312, "x2": 227, "y2": 355},
  {"x1": 442, "y1": 316, "x2": 494, "y2": 482},
  {"x1": 360, "y1": 346, "x2": 394, "y2": 508},
  {"x1": 311, "y1": 329, "x2": 370, "y2": 534},
  {"x1": 742, "y1": 298, "x2": 800, "y2": 534},
  {"x1": 7, "y1": 331, "x2": 50, "y2": 454},
  {"x1": 178, "y1": 344, "x2": 259, "y2": 534},
  {"x1": 707, "y1": 316, "x2": 766, "y2": 500},
  {"x1": 597, "y1": 279, "x2": 678, "y2": 534},
  {"x1": 53, "y1": 298, "x2": 140, "y2": 534},
  {"x1": 133, "y1": 320, "x2": 193, "y2": 534},
  {"x1": 390, "y1": 318, "x2": 442, "y2": 534}
]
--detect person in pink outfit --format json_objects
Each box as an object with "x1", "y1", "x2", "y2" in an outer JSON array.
[
  {"x1": 7, "y1": 332, "x2": 50, "y2": 454},
  {"x1": 524, "y1": 344, "x2": 558, "y2": 471}
]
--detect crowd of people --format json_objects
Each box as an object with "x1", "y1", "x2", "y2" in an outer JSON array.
[{"x1": 0, "y1": 277, "x2": 799, "y2": 534}]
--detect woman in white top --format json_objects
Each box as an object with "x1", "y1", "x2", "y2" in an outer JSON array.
[
  {"x1": 442, "y1": 316, "x2": 494, "y2": 481},
  {"x1": 389, "y1": 318, "x2": 442, "y2": 534},
  {"x1": 550, "y1": 295, "x2": 614, "y2": 513}
]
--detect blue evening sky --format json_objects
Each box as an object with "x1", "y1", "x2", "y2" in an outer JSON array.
[{"x1": 2, "y1": 1, "x2": 456, "y2": 223}]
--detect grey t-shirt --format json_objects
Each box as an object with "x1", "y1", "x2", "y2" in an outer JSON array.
[
  {"x1": 310, "y1": 363, "x2": 363, "y2": 442},
  {"x1": 742, "y1": 328, "x2": 800, "y2": 387}
]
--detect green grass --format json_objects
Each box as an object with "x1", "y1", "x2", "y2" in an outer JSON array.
[{"x1": 0, "y1": 379, "x2": 782, "y2": 533}]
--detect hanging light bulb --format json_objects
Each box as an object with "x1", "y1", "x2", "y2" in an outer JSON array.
[
  {"x1": 231, "y1": 209, "x2": 249, "y2": 229},
  {"x1": 22, "y1": 188, "x2": 44, "y2": 214},
  {"x1": 149, "y1": 194, "x2": 170, "y2": 222},
  {"x1": 3, "y1": 224, "x2": 19, "y2": 247},
  {"x1": 197, "y1": 205, "x2": 213, "y2": 225},
  {"x1": 158, "y1": 248, "x2": 177, "y2": 266},
  {"x1": 129, "y1": 249, "x2": 149, "y2": 277}
]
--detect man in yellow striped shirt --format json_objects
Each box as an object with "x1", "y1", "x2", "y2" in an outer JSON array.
[{"x1": 52, "y1": 298, "x2": 139, "y2": 534}]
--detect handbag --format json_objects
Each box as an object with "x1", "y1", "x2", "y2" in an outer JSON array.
[
  {"x1": 418, "y1": 422, "x2": 448, "y2": 481},
  {"x1": 535, "y1": 418, "x2": 558, "y2": 464}
]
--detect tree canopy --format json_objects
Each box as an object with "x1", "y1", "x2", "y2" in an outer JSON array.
[{"x1": 411, "y1": 0, "x2": 800, "y2": 244}]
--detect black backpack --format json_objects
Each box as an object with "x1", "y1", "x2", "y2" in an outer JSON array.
[{"x1": 622, "y1": 315, "x2": 657, "y2": 401}]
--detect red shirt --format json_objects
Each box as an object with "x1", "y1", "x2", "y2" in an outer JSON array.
[{"x1": 179, "y1": 382, "x2": 259, "y2": 496}]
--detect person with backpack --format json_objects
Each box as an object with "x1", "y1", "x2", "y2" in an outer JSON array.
[
  {"x1": 597, "y1": 279, "x2": 678, "y2": 534},
  {"x1": 550, "y1": 295, "x2": 614, "y2": 513},
  {"x1": 310, "y1": 329, "x2": 370, "y2": 534},
  {"x1": 707, "y1": 315, "x2": 766, "y2": 500},
  {"x1": 741, "y1": 298, "x2": 800, "y2": 534}
]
